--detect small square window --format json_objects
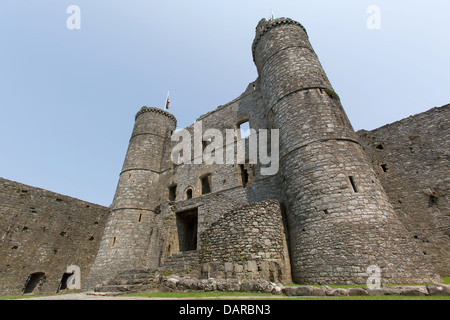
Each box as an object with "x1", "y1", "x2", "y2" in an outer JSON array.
[
  {"x1": 169, "y1": 185, "x2": 177, "y2": 201},
  {"x1": 238, "y1": 121, "x2": 250, "y2": 139},
  {"x1": 200, "y1": 175, "x2": 212, "y2": 195}
]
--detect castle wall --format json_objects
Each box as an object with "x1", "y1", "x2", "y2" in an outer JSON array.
[
  {"x1": 2, "y1": 17, "x2": 448, "y2": 294},
  {"x1": 358, "y1": 105, "x2": 450, "y2": 276},
  {"x1": 155, "y1": 77, "x2": 281, "y2": 207},
  {"x1": 0, "y1": 178, "x2": 108, "y2": 296},
  {"x1": 86, "y1": 17, "x2": 447, "y2": 289},
  {"x1": 136, "y1": 83, "x2": 287, "y2": 281},
  {"x1": 144, "y1": 174, "x2": 283, "y2": 270},
  {"x1": 199, "y1": 200, "x2": 291, "y2": 284}
]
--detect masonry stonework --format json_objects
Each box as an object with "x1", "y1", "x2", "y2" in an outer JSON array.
[
  {"x1": 84, "y1": 108, "x2": 177, "y2": 289},
  {"x1": 1, "y1": 17, "x2": 448, "y2": 296},
  {"x1": 200, "y1": 200, "x2": 291, "y2": 283},
  {"x1": 252, "y1": 17, "x2": 441, "y2": 285},
  {"x1": 358, "y1": 105, "x2": 450, "y2": 277},
  {"x1": 0, "y1": 178, "x2": 108, "y2": 296}
]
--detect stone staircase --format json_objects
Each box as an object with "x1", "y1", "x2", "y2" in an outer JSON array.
[
  {"x1": 160, "y1": 250, "x2": 200, "y2": 277},
  {"x1": 94, "y1": 269, "x2": 159, "y2": 293},
  {"x1": 94, "y1": 251, "x2": 200, "y2": 293}
]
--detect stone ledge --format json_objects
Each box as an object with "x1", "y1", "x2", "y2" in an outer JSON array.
[
  {"x1": 158, "y1": 276, "x2": 450, "y2": 297},
  {"x1": 94, "y1": 267, "x2": 450, "y2": 297},
  {"x1": 135, "y1": 106, "x2": 177, "y2": 126}
]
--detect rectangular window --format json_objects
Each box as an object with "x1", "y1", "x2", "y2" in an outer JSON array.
[
  {"x1": 169, "y1": 185, "x2": 177, "y2": 201},
  {"x1": 349, "y1": 176, "x2": 359, "y2": 193},
  {"x1": 201, "y1": 174, "x2": 211, "y2": 195},
  {"x1": 185, "y1": 188, "x2": 193, "y2": 200},
  {"x1": 238, "y1": 121, "x2": 250, "y2": 139}
]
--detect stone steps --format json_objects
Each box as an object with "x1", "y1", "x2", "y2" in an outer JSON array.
[
  {"x1": 160, "y1": 251, "x2": 200, "y2": 277},
  {"x1": 94, "y1": 252, "x2": 201, "y2": 293},
  {"x1": 94, "y1": 269, "x2": 158, "y2": 293}
]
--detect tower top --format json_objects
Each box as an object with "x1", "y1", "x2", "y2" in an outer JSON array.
[
  {"x1": 135, "y1": 106, "x2": 177, "y2": 126},
  {"x1": 252, "y1": 17, "x2": 308, "y2": 59}
]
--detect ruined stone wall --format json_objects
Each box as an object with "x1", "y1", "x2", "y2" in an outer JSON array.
[
  {"x1": 140, "y1": 83, "x2": 286, "y2": 276},
  {"x1": 0, "y1": 178, "x2": 108, "y2": 296},
  {"x1": 143, "y1": 175, "x2": 283, "y2": 269},
  {"x1": 160, "y1": 79, "x2": 273, "y2": 193},
  {"x1": 199, "y1": 200, "x2": 291, "y2": 284},
  {"x1": 85, "y1": 91, "x2": 286, "y2": 288},
  {"x1": 85, "y1": 17, "x2": 447, "y2": 290},
  {"x1": 358, "y1": 105, "x2": 450, "y2": 277}
]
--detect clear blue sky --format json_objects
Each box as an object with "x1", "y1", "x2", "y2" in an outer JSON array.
[{"x1": 0, "y1": 1, "x2": 449, "y2": 206}]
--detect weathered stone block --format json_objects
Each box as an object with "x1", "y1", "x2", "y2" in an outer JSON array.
[{"x1": 427, "y1": 284, "x2": 450, "y2": 296}]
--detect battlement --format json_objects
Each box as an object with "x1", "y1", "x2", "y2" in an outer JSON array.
[
  {"x1": 135, "y1": 106, "x2": 177, "y2": 126},
  {"x1": 252, "y1": 17, "x2": 308, "y2": 59}
]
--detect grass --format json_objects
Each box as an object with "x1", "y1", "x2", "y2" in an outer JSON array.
[
  {"x1": 286, "y1": 277, "x2": 450, "y2": 288},
  {"x1": 0, "y1": 291, "x2": 81, "y2": 300},
  {"x1": 124, "y1": 292, "x2": 449, "y2": 300},
  {"x1": 2, "y1": 278, "x2": 449, "y2": 300},
  {"x1": 324, "y1": 88, "x2": 340, "y2": 100},
  {"x1": 0, "y1": 296, "x2": 24, "y2": 300},
  {"x1": 127, "y1": 291, "x2": 275, "y2": 299},
  {"x1": 0, "y1": 294, "x2": 57, "y2": 300},
  {"x1": 284, "y1": 284, "x2": 361, "y2": 289},
  {"x1": 285, "y1": 296, "x2": 449, "y2": 301},
  {"x1": 2, "y1": 291, "x2": 448, "y2": 301}
]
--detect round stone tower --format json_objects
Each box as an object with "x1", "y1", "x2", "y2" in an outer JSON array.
[
  {"x1": 111, "y1": 107, "x2": 177, "y2": 212},
  {"x1": 253, "y1": 18, "x2": 441, "y2": 285},
  {"x1": 85, "y1": 107, "x2": 176, "y2": 289}
]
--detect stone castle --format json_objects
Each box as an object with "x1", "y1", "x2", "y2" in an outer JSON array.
[{"x1": 1, "y1": 17, "x2": 449, "y2": 296}]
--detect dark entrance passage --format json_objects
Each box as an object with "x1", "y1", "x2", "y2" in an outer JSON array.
[
  {"x1": 23, "y1": 272, "x2": 46, "y2": 294},
  {"x1": 57, "y1": 272, "x2": 72, "y2": 292},
  {"x1": 176, "y1": 208, "x2": 198, "y2": 252}
]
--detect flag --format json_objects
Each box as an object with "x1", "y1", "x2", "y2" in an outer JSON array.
[{"x1": 165, "y1": 91, "x2": 171, "y2": 110}]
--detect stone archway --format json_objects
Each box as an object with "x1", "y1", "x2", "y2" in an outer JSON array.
[{"x1": 23, "y1": 272, "x2": 46, "y2": 294}]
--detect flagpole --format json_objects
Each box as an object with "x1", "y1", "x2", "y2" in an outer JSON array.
[
  {"x1": 163, "y1": 91, "x2": 168, "y2": 110},
  {"x1": 165, "y1": 91, "x2": 170, "y2": 110}
]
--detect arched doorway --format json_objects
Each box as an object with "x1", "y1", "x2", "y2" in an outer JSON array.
[
  {"x1": 23, "y1": 272, "x2": 46, "y2": 294},
  {"x1": 57, "y1": 272, "x2": 73, "y2": 293}
]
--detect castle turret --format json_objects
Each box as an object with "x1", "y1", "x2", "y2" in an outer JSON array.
[
  {"x1": 253, "y1": 18, "x2": 441, "y2": 284},
  {"x1": 85, "y1": 107, "x2": 176, "y2": 288},
  {"x1": 110, "y1": 107, "x2": 177, "y2": 211}
]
